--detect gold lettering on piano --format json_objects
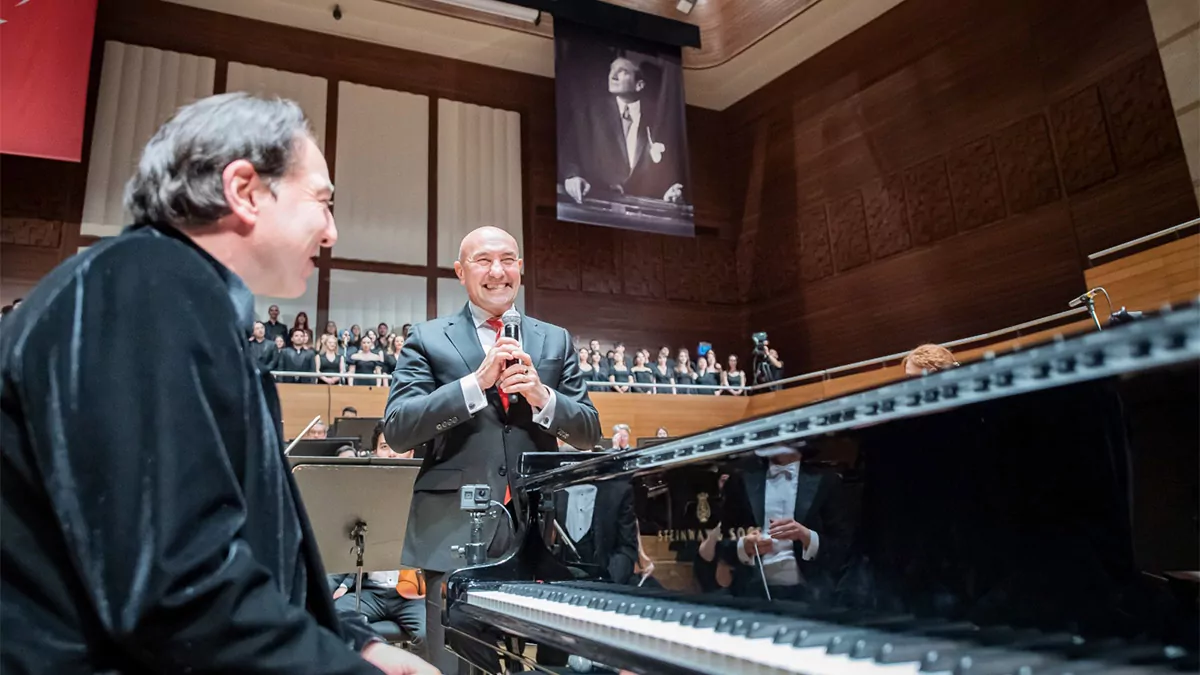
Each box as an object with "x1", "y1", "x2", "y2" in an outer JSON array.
[
  {"x1": 696, "y1": 492, "x2": 711, "y2": 524},
  {"x1": 655, "y1": 527, "x2": 760, "y2": 543}
]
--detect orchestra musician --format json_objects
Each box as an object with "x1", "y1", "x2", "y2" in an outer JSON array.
[
  {"x1": 0, "y1": 93, "x2": 434, "y2": 674},
  {"x1": 384, "y1": 225, "x2": 601, "y2": 674}
]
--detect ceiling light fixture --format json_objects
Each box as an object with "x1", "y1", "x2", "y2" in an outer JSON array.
[
  {"x1": 675, "y1": 0, "x2": 695, "y2": 14},
  {"x1": 427, "y1": 0, "x2": 541, "y2": 23}
]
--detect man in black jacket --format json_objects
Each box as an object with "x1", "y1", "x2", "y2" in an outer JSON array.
[{"x1": 0, "y1": 93, "x2": 435, "y2": 675}]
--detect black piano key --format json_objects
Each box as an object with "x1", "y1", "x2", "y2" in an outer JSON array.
[
  {"x1": 875, "y1": 639, "x2": 965, "y2": 664},
  {"x1": 1025, "y1": 661, "x2": 1112, "y2": 675},
  {"x1": 831, "y1": 631, "x2": 890, "y2": 655},
  {"x1": 856, "y1": 635, "x2": 958, "y2": 661},
  {"x1": 923, "y1": 648, "x2": 976, "y2": 672},
  {"x1": 954, "y1": 652, "x2": 1050, "y2": 675},
  {"x1": 794, "y1": 627, "x2": 868, "y2": 649}
]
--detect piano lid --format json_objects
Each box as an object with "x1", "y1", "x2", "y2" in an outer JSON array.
[{"x1": 524, "y1": 300, "x2": 1200, "y2": 491}]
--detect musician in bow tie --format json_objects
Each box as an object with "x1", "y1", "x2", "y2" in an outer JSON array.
[{"x1": 702, "y1": 444, "x2": 852, "y2": 602}]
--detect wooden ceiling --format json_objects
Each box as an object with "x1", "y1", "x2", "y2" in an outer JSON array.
[{"x1": 381, "y1": 0, "x2": 822, "y2": 68}]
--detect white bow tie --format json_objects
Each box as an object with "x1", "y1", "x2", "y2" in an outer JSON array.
[{"x1": 768, "y1": 464, "x2": 794, "y2": 480}]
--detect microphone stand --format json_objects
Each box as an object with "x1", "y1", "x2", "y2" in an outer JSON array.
[{"x1": 1084, "y1": 294, "x2": 1103, "y2": 331}]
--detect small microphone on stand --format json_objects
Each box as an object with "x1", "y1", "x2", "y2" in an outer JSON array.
[{"x1": 501, "y1": 309, "x2": 521, "y2": 408}]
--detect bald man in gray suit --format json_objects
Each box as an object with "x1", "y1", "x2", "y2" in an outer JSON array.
[{"x1": 385, "y1": 226, "x2": 601, "y2": 674}]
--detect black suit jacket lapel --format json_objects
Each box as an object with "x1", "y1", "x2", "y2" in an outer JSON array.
[
  {"x1": 794, "y1": 471, "x2": 823, "y2": 524},
  {"x1": 743, "y1": 465, "x2": 767, "y2": 528},
  {"x1": 523, "y1": 317, "x2": 545, "y2": 372},
  {"x1": 445, "y1": 304, "x2": 486, "y2": 375}
]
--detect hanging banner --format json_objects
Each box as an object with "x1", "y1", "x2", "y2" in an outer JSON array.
[
  {"x1": 555, "y1": 18, "x2": 693, "y2": 236},
  {"x1": 1, "y1": 0, "x2": 100, "y2": 161}
]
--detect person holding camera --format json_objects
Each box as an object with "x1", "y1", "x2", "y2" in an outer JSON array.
[{"x1": 751, "y1": 333, "x2": 785, "y2": 391}]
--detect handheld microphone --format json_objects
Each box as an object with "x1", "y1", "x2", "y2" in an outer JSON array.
[
  {"x1": 1068, "y1": 289, "x2": 1099, "y2": 308},
  {"x1": 500, "y1": 309, "x2": 521, "y2": 407}
]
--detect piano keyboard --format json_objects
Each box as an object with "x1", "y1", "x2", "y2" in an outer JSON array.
[{"x1": 465, "y1": 583, "x2": 1195, "y2": 675}]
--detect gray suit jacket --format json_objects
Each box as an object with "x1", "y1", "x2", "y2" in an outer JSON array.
[{"x1": 385, "y1": 304, "x2": 601, "y2": 572}]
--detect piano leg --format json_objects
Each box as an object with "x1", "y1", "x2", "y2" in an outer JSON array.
[{"x1": 425, "y1": 570, "x2": 503, "y2": 675}]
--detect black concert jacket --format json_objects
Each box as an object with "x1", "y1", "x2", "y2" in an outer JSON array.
[{"x1": 0, "y1": 223, "x2": 382, "y2": 674}]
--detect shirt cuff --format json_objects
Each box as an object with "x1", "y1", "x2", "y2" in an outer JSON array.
[
  {"x1": 531, "y1": 386, "x2": 556, "y2": 429},
  {"x1": 802, "y1": 529, "x2": 820, "y2": 561},
  {"x1": 736, "y1": 536, "x2": 754, "y2": 565},
  {"x1": 459, "y1": 374, "x2": 488, "y2": 416}
]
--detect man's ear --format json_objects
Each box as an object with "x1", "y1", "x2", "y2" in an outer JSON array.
[
  {"x1": 454, "y1": 260, "x2": 465, "y2": 284},
  {"x1": 223, "y1": 159, "x2": 266, "y2": 228},
  {"x1": 635, "y1": 80, "x2": 645, "y2": 93}
]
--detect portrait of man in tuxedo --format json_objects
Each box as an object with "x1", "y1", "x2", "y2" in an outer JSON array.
[
  {"x1": 561, "y1": 55, "x2": 685, "y2": 206},
  {"x1": 555, "y1": 19, "x2": 692, "y2": 235},
  {"x1": 384, "y1": 225, "x2": 601, "y2": 674}
]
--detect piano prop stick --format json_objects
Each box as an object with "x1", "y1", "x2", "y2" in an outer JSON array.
[{"x1": 288, "y1": 458, "x2": 423, "y2": 603}]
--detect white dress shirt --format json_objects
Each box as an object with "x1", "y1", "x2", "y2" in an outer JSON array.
[
  {"x1": 562, "y1": 484, "x2": 598, "y2": 541},
  {"x1": 737, "y1": 460, "x2": 820, "y2": 587},
  {"x1": 618, "y1": 99, "x2": 641, "y2": 171},
  {"x1": 458, "y1": 303, "x2": 556, "y2": 428}
]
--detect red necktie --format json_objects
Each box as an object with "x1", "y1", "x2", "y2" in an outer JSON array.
[{"x1": 484, "y1": 317, "x2": 512, "y2": 504}]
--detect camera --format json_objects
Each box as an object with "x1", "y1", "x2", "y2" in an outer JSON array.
[
  {"x1": 460, "y1": 484, "x2": 492, "y2": 512},
  {"x1": 751, "y1": 331, "x2": 768, "y2": 355},
  {"x1": 332, "y1": 4, "x2": 342, "y2": 20}
]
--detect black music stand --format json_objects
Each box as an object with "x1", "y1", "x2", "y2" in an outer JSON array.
[
  {"x1": 286, "y1": 437, "x2": 362, "y2": 456},
  {"x1": 289, "y1": 458, "x2": 423, "y2": 612},
  {"x1": 331, "y1": 416, "x2": 382, "y2": 448}
]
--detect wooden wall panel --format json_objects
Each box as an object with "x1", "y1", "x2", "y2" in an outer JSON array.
[
  {"x1": 903, "y1": 157, "x2": 957, "y2": 244},
  {"x1": 290, "y1": 384, "x2": 750, "y2": 444},
  {"x1": 1049, "y1": 87, "x2": 1118, "y2": 195},
  {"x1": 992, "y1": 114, "x2": 1062, "y2": 215},
  {"x1": 726, "y1": 0, "x2": 1196, "y2": 371},
  {"x1": 946, "y1": 138, "x2": 1007, "y2": 231},
  {"x1": 862, "y1": 174, "x2": 912, "y2": 259}
]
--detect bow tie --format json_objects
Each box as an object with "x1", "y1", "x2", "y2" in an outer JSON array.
[{"x1": 767, "y1": 464, "x2": 795, "y2": 480}]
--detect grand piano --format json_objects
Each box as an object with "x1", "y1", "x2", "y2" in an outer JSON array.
[{"x1": 446, "y1": 302, "x2": 1200, "y2": 675}]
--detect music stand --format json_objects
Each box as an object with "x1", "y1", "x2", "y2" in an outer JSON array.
[
  {"x1": 290, "y1": 458, "x2": 423, "y2": 612},
  {"x1": 287, "y1": 437, "x2": 362, "y2": 457},
  {"x1": 331, "y1": 416, "x2": 382, "y2": 448}
]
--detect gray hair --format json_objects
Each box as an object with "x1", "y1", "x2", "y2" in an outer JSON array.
[
  {"x1": 124, "y1": 92, "x2": 313, "y2": 228},
  {"x1": 612, "y1": 423, "x2": 631, "y2": 435}
]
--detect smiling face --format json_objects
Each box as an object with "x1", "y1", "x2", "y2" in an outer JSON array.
[
  {"x1": 454, "y1": 226, "x2": 522, "y2": 317},
  {"x1": 243, "y1": 135, "x2": 336, "y2": 298}
]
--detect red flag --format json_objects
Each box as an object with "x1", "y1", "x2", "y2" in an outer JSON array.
[{"x1": 1, "y1": 0, "x2": 100, "y2": 161}]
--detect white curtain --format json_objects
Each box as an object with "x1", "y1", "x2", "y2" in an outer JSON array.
[
  {"x1": 328, "y1": 270, "x2": 426, "y2": 336},
  {"x1": 333, "y1": 82, "x2": 429, "y2": 265},
  {"x1": 81, "y1": 42, "x2": 215, "y2": 237},
  {"x1": 254, "y1": 276, "x2": 318, "y2": 339},
  {"x1": 436, "y1": 99, "x2": 523, "y2": 267},
  {"x1": 226, "y1": 62, "x2": 328, "y2": 151}
]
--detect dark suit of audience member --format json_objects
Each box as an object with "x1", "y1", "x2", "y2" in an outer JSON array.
[
  {"x1": 278, "y1": 331, "x2": 315, "y2": 383},
  {"x1": 708, "y1": 452, "x2": 852, "y2": 603},
  {"x1": 561, "y1": 57, "x2": 685, "y2": 204}
]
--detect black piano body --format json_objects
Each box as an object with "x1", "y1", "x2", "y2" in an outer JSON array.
[{"x1": 446, "y1": 303, "x2": 1200, "y2": 675}]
